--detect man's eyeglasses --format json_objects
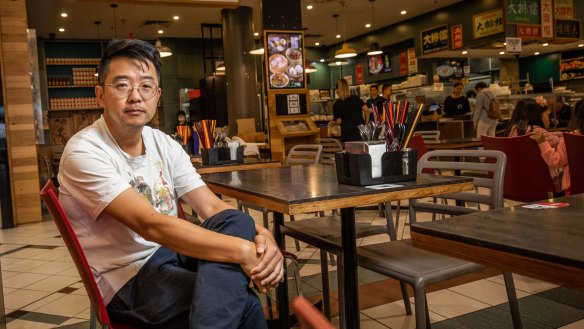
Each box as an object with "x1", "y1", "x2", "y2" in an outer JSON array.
[{"x1": 106, "y1": 81, "x2": 160, "y2": 101}]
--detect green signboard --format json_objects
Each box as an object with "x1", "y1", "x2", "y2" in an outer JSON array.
[{"x1": 506, "y1": 0, "x2": 540, "y2": 24}]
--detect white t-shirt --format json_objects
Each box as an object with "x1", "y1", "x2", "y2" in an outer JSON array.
[{"x1": 58, "y1": 117, "x2": 205, "y2": 305}]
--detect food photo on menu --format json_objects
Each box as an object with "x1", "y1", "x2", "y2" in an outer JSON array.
[
  {"x1": 368, "y1": 54, "x2": 384, "y2": 76},
  {"x1": 267, "y1": 33, "x2": 305, "y2": 89}
]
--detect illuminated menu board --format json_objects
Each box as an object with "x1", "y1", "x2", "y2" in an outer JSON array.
[{"x1": 265, "y1": 31, "x2": 305, "y2": 90}]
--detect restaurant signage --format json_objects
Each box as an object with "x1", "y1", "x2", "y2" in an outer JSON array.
[
  {"x1": 355, "y1": 62, "x2": 364, "y2": 85},
  {"x1": 554, "y1": 0, "x2": 574, "y2": 19},
  {"x1": 399, "y1": 50, "x2": 408, "y2": 75},
  {"x1": 505, "y1": 37, "x2": 522, "y2": 54},
  {"x1": 517, "y1": 25, "x2": 541, "y2": 38},
  {"x1": 265, "y1": 31, "x2": 305, "y2": 90},
  {"x1": 554, "y1": 19, "x2": 581, "y2": 39},
  {"x1": 541, "y1": 0, "x2": 554, "y2": 38},
  {"x1": 451, "y1": 24, "x2": 463, "y2": 49},
  {"x1": 407, "y1": 48, "x2": 418, "y2": 74},
  {"x1": 473, "y1": 9, "x2": 505, "y2": 39},
  {"x1": 505, "y1": 0, "x2": 540, "y2": 24},
  {"x1": 368, "y1": 54, "x2": 384, "y2": 76},
  {"x1": 420, "y1": 24, "x2": 449, "y2": 55}
]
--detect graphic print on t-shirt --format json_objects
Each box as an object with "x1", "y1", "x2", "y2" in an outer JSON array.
[{"x1": 153, "y1": 171, "x2": 174, "y2": 214}]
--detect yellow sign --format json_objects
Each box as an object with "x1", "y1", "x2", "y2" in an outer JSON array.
[{"x1": 473, "y1": 9, "x2": 505, "y2": 39}]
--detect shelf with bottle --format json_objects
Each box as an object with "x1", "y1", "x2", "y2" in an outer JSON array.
[{"x1": 45, "y1": 57, "x2": 101, "y2": 65}]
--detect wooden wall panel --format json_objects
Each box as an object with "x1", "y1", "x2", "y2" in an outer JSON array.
[{"x1": 0, "y1": 0, "x2": 42, "y2": 225}]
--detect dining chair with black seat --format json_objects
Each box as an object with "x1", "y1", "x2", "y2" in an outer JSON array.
[
  {"x1": 563, "y1": 132, "x2": 584, "y2": 195},
  {"x1": 237, "y1": 144, "x2": 323, "y2": 251},
  {"x1": 40, "y1": 180, "x2": 140, "y2": 329},
  {"x1": 481, "y1": 134, "x2": 556, "y2": 202},
  {"x1": 356, "y1": 150, "x2": 522, "y2": 329}
]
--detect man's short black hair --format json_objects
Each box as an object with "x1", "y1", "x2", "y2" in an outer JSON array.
[
  {"x1": 370, "y1": 84, "x2": 379, "y2": 91},
  {"x1": 475, "y1": 81, "x2": 488, "y2": 91},
  {"x1": 97, "y1": 39, "x2": 162, "y2": 85}
]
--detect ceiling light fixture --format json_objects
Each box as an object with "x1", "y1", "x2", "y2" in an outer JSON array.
[
  {"x1": 400, "y1": 10, "x2": 407, "y2": 15},
  {"x1": 254, "y1": 32, "x2": 259, "y2": 36},
  {"x1": 333, "y1": 14, "x2": 341, "y2": 39},
  {"x1": 305, "y1": 61, "x2": 317, "y2": 73},
  {"x1": 534, "y1": 52, "x2": 540, "y2": 55},
  {"x1": 579, "y1": 43, "x2": 584, "y2": 47},
  {"x1": 158, "y1": 29, "x2": 164, "y2": 34},
  {"x1": 320, "y1": 58, "x2": 325, "y2": 62},
  {"x1": 155, "y1": 40, "x2": 173, "y2": 57},
  {"x1": 328, "y1": 60, "x2": 349, "y2": 66},
  {"x1": 462, "y1": 50, "x2": 468, "y2": 55},
  {"x1": 94, "y1": 21, "x2": 102, "y2": 77},
  {"x1": 365, "y1": 23, "x2": 371, "y2": 28},
  {"x1": 250, "y1": 0, "x2": 265, "y2": 55},
  {"x1": 543, "y1": 42, "x2": 549, "y2": 46},
  {"x1": 61, "y1": 13, "x2": 68, "y2": 18},
  {"x1": 59, "y1": 28, "x2": 65, "y2": 32},
  {"x1": 335, "y1": 1, "x2": 357, "y2": 58},
  {"x1": 173, "y1": 15, "x2": 180, "y2": 20},
  {"x1": 366, "y1": 0, "x2": 383, "y2": 56},
  {"x1": 110, "y1": 3, "x2": 118, "y2": 38},
  {"x1": 315, "y1": 42, "x2": 320, "y2": 46},
  {"x1": 215, "y1": 60, "x2": 225, "y2": 72},
  {"x1": 307, "y1": 5, "x2": 313, "y2": 10},
  {"x1": 499, "y1": 51, "x2": 505, "y2": 55}
]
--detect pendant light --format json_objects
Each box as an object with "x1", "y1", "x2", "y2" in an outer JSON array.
[
  {"x1": 305, "y1": 60, "x2": 317, "y2": 73},
  {"x1": 154, "y1": 19, "x2": 172, "y2": 57},
  {"x1": 335, "y1": 1, "x2": 357, "y2": 59},
  {"x1": 250, "y1": 0, "x2": 265, "y2": 55},
  {"x1": 367, "y1": 0, "x2": 383, "y2": 56}
]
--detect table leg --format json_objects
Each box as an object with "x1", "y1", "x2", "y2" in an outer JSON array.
[
  {"x1": 273, "y1": 212, "x2": 290, "y2": 328},
  {"x1": 340, "y1": 207, "x2": 359, "y2": 329}
]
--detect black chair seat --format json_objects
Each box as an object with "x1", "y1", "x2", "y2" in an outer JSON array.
[{"x1": 358, "y1": 240, "x2": 484, "y2": 281}]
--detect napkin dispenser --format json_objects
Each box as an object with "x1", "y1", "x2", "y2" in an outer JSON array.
[
  {"x1": 336, "y1": 142, "x2": 417, "y2": 186},
  {"x1": 201, "y1": 145, "x2": 245, "y2": 166}
]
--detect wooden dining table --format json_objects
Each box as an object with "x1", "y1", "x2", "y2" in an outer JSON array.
[
  {"x1": 424, "y1": 137, "x2": 483, "y2": 150},
  {"x1": 192, "y1": 157, "x2": 280, "y2": 174},
  {"x1": 411, "y1": 193, "x2": 584, "y2": 291},
  {"x1": 201, "y1": 165, "x2": 474, "y2": 329}
]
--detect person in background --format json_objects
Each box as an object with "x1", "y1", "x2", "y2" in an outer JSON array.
[
  {"x1": 531, "y1": 99, "x2": 584, "y2": 194},
  {"x1": 472, "y1": 81, "x2": 498, "y2": 137},
  {"x1": 547, "y1": 95, "x2": 572, "y2": 128},
  {"x1": 466, "y1": 90, "x2": 477, "y2": 114},
  {"x1": 443, "y1": 82, "x2": 471, "y2": 117},
  {"x1": 173, "y1": 110, "x2": 192, "y2": 153},
  {"x1": 57, "y1": 39, "x2": 282, "y2": 329},
  {"x1": 507, "y1": 99, "x2": 561, "y2": 147},
  {"x1": 331, "y1": 78, "x2": 368, "y2": 142},
  {"x1": 365, "y1": 84, "x2": 380, "y2": 122}
]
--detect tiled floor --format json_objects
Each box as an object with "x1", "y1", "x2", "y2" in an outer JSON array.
[{"x1": 1, "y1": 197, "x2": 583, "y2": 328}]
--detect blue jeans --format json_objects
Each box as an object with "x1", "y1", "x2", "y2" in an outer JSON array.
[{"x1": 106, "y1": 209, "x2": 267, "y2": 329}]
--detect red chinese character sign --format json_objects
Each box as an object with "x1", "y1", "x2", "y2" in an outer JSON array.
[
  {"x1": 451, "y1": 24, "x2": 463, "y2": 49},
  {"x1": 399, "y1": 50, "x2": 408, "y2": 76},
  {"x1": 420, "y1": 24, "x2": 449, "y2": 55},
  {"x1": 473, "y1": 9, "x2": 505, "y2": 39},
  {"x1": 356, "y1": 62, "x2": 364, "y2": 85},
  {"x1": 517, "y1": 24, "x2": 542, "y2": 38},
  {"x1": 554, "y1": 0, "x2": 574, "y2": 19}
]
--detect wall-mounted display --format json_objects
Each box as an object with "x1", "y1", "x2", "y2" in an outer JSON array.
[
  {"x1": 473, "y1": 8, "x2": 505, "y2": 39},
  {"x1": 554, "y1": 19, "x2": 581, "y2": 39},
  {"x1": 368, "y1": 54, "x2": 384, "y2": 76},
  {"x1": 265, "y1": 31, "x2": 305, "y2": 90}
]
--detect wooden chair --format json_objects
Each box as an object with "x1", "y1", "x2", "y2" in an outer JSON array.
[
  {"x1": 40, "y1": 180, "x2": 139, "y2": 329},
  {"x1": 291, "y1": 296, "x2": 334, "y2": 329},
  {"x1": 356, "y1": 150, "x2": 522, "y2": 329},
  {"x1": 563, "y1": 132, "x2": 584, "y2": 195},
  {"x1": 318, "y1": 138, "x2": 343, "y2": 165},
  {"x1": 481, "y1": 134, "x2": 556, "y2": 202}
]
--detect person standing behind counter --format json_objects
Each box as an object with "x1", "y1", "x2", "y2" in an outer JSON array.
[
  {"x1": 443, "y1": 82, "x2": 471, "y2": 117},
  {"x1": 331, "y1": 78, "x2": 369, "y2": 142},
  {"x1": 365, "y1": 84, "x2": 380, "y2": 122},
  {"x1": 472, "y1": 81, "x2": 498, "y2": 137}
]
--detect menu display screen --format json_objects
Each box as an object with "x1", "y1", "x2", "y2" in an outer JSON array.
[{"x1": 266, "y1": 32, "x2": 305, "y2": 89}]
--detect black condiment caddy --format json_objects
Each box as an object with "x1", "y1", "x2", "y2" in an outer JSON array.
[
  {"x1": 334, "y1": 149, "x2": 417, "y2": 186},
  {"x1": 201, "y1": 146, "x2": 245, "y2": 166}
]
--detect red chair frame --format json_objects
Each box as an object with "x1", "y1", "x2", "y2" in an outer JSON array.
[
  {"x1": 563, "y1": 132, "x2": 584, "y2": 195},
  {"x1": 40, "y1": 180, "x2": 138, "y2": 329}
]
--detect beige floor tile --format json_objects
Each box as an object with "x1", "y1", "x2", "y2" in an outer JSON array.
[
  {"x1": 3, "y1": 289, "x2": 54, "y2": 310},
  {"x1": 3, "y1": 286, "x2": 17, "y2": 295},
  {"x1": 28, "y1": 261, "x2": 75, "y2": 275},
  {"x1": 24, "y1": 275, "x2": 81, "y2": 292},
  {"x1": 0, "y1": 244, "x2": 25, "y2": 253},
  {"x1": 2, "y1": 271, "x2": 22, "y2": 280},
  {"x1": 21, "y1": 293, "x2": 66, "y2": 312},
  {"x1": 70, "y1": 287, "x2": 88, "y2": 296},
  {"x1": 58, "y1": 318, "x2": 88, "y2": 326},
  {"x1": 29, "y1": 249, "x2": 71, "y2": 261},
  {"x1": 361, "y1": 300, "x2": 446, "y2": 329},
  {"x1": 56, "y1": 267, "x2": 80, "y2": 277},
  {"x1": 426, "y1": 289, "x2": 490, "y2": 319},
  {"x1": 3, "y1": 272, "x2": 50, "y2": 289},
  {"x1": 33, "y1": 293, "x2": 91, "y2": 317},
  {"x1": 1, "y1": 257, "x2": 27, "y2": 267},
  {"x1": 486, "y1": 274, "x2": 558, "y2": 294},
  {"x1": 1, "y1": 248, "x2": 50, "y2": 259},
  {"x1": 448, "y1": 278, "x2": 531, "y2": 306},
  {"x1": 2, "y1": 259, "x2": 51, "y2": 272},
  {"x1": 6, "y1": 319, "x2": 55, "y2": 329},
  {"x1": 299, "y1": 264, "x2": 325, "y2": 277},
  {"x1": 73, "y1": 306, "x2": 91, "y2": 320}
]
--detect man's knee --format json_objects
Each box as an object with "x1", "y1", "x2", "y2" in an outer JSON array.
[{"x1": 201, "y1": 209, "x2": 256, "y2": 241}]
